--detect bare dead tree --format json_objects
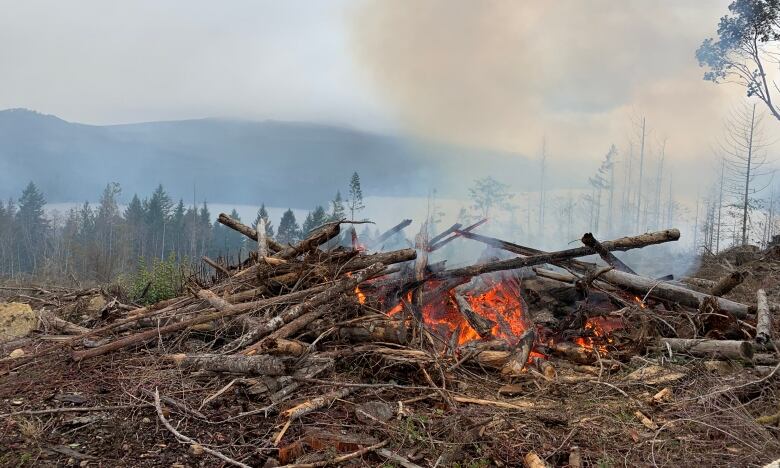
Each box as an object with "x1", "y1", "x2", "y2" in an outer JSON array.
[{"x1": 719, "y1": 102, "x2": 773, "y2": 245}]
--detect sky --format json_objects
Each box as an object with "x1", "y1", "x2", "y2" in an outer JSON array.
[{"x1": 0, "y1": 0, "x2": 776, "y2": 204}]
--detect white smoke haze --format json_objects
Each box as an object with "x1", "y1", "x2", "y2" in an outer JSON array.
[{"x1": 349, "y1": 0, "x2": 778, "y2": 189}]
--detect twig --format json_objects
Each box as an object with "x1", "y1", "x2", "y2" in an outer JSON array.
[
  {"x1": 277, "y1": 440, "x2": 388, "y2": 467},
  {"x1": 154, "y1": 388, "x2": 251, "y2": 468}
]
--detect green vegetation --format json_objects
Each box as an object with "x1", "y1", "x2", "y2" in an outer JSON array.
[{"x1": 129, "y1": 253, "x2": 188, "y2": 304}]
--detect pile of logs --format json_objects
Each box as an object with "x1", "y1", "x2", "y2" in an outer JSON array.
[{"x1": 4, "y1": 212, "x2": 776, "y2": 376}]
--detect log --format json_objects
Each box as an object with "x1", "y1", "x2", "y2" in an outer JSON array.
[
  {"x1": 428, "y1": 218, "x2": 487, "y2": 252},
  {"x1": 218, "y1": 212, "x2": 283, "y2": 252},
  {"x1": 368, "y1": 219, "x2": 412, "y2": 249},
  {"x1": 427, "y1": 223, "x2": 462, "y2": 248},
  {"x1": 332, "y1": 321, "x2": 409, "y2": 345},
  {"x1": 581, "y1": 232, "x2": 636, "y2": 274},
  {"x1": 412, "y1": 222, "x2": 429, "y2": 319},
  {"x1": 709, "y1": 270, "x2": 747, "y2": 297},
  {"x1": 596, "y1": 269, "x2": 751, "y2": 318},
  {"x1": 169, "y1": 353, "x2": 289, "y2": 375},
  {"x1": 453, "y1": 293, "x2": 494, "y2": 339},
  {"x1": 438, "y1": 229, "x2": 679, "y2": 279},
  {"x1": 257, "y1": 218, "x2": 269, "y2": 258},
  {"x1": 37, "y1": 310, "x2": 90, "y2": 335},
  {"x1": 202, "y1": 256, "x2": 230, "y2": 277},
  {"x1": 756, "y1": 289, "x2": 772, "y2": 344},
  {"x1": 222, "y1": 262, "x2": 385, "y2": 352},
  {"x1": 656, "y1": 338, "x2": 754, "y2": 361},
  {"x1": 275, "y1": 222, "x2": 341, "y2": 260}
]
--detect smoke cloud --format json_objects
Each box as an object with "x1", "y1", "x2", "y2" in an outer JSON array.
[{"x1": 349, "y1": 0, "x2": 754, "y2": 175}]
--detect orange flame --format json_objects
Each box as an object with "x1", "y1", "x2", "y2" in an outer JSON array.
[{"x1": 573, "y1": 316, "x2": 620, "y2": 354}]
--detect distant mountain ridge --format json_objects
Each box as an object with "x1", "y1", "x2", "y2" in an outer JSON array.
[{"x1": 0, "y1": 108, "x2": 532, "y2": 207}]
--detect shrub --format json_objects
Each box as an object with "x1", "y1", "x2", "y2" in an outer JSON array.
[{"x1": 130, "y1": 253, "x2": 188, "y2": 304}]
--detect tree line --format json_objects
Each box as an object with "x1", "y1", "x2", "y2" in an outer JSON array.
[{"x1": 0, "y1": 172, "x2": 368, "y2": 283}]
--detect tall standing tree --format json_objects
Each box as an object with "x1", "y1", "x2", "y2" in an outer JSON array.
[
  {"x1": 720, "y1": 102, "x2": 772, "y2": 245},
  {"x1": 302, "y1": 205, "x2": 328, "y2": 235},
  {"x1": 277, "y1": 209, "x2": 301, "y2": 244},
  {"x1": 468, "y1": 176, "x2": 514, "y2": 220},
  {"x1": 697, "y1": 0, "x2": 780, "y2": 121},
  {"x1": 347, "y1": 172, "x2": 365, "y2": 220},
  {"x1": 329, "y1": 191, "x2": 346, "y2": 221},
  {"x1": 145, "y1": 184, "x2": 173, "y2": 259},
  {"x1": 253, "y1": 204, "x2": 275, "y2": 238},
  {"x1": 15, "y1": 182, "x2": 49, "y2": 273}
]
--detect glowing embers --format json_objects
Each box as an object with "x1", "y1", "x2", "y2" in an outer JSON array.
[
  {"x1": 573, "y1": 316, "x2": 621, "y2": 354},
  {"x1": 384, "y1": 275, "x2": 532, "y2": 349}
]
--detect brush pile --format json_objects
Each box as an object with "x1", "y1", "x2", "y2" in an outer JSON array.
[{"x1": 1, "y1": 213, "x2": 779, "y2": 467}]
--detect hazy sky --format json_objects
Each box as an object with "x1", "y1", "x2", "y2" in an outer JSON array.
[{"x1": 1, "y1": 0, "x2": 774, "y2": 185}]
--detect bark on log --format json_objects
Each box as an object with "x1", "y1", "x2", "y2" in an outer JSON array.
[
  {"x1": 412, "y1": 222, "x2": 428, "y2": 319},
  {"x1": 581, "y1": 233, "x2": 636, "y2": 274},
  {"x1": 656, "y1": 338, "x2": 754, "y2": 361},
  {"x1": 368, "y1": 219, "x2": 412, "y2": 249},
  {"x1": 332, "y1": 320, "x2": 409, "y2": 345},
  {"x1": 709, "y1": 270, "x2": 747, "y2": 297},
  {"x1": 218, "y1": 212, "x2": 283, "y2": 252},
  {"x1": 756, "y1": 289, "x2": 772, "y2": 344},
  {"x1": 257, "y1": 218, "x2": 269, "y2": 258},
  {"x1": 169, "y1": 353, "x2": 289, "y2": 375},
  {"x1": 223, "y1": 262, "x2": 385, "y2": 352}
]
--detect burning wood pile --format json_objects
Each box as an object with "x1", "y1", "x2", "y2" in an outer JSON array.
[{"x1": 1, "y1": 213, "x2": 779, "y2": 467}]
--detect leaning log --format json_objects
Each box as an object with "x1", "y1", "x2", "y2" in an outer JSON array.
[
  {"x1": 709, "y1": 270, "x2": 747, "y2": 297},
  {"x1": 656, "y1": 338, "x2": 754, "y2": 361},
  {"x1": 453, "y1": 293, "x2": 495, "y2": 339},
  {"x1": 369, "y1": 219, "x2": 412, "y2": 249},
  {"x1": 429, "y1": 218, "x2": 487, "y2": 252},
  {"x1": 435, "y1": 229, "x2": 680, "y2": 280},
  {"x1": 275, "y1": 222, "x2": 341, "y2": 260},
  {"x1": 218, "y1": 212, "x2": 283, "y2": 252},
  {"x1": 428, "y1": 223, "x2": 463, "y2": 247},
  {"x1": 756, "y1": 289, "x2": 772, "y2": 344},
  {"x1": 581, "y1": 232, "x2": 636, "y2": 274}
]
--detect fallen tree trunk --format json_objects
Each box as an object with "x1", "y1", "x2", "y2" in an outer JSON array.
[
  {"x1": 656, "y1": 338, "x2": 754, "y2": 361},
  {"x1": 169, "y1": 353, "x2": 289, "y2": 375},
  {"x1": 37, "y1": 310, "x2": 90, "y2": 335},
  {"x1": 709, "y1": 270, "x2": 747, "y2": 297},
  {"x1": 275, "y1": 222, "x2": 341, "y2": 260},
  {"x1": 453, "y1": 293, "x2": 494, "y2": 339},
  {"x1": 595, "y1": 269, "x2": 751, "y2": 318},
  {"x1": 756, "y1": 289, "x2": 772, "y2": 344}
]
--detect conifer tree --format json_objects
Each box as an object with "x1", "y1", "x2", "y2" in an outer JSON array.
[
  {"x1": 16, "y1": 182, "x2": 48, "y2": 272},
  {"x1": 347, "y1": 172, "x2": 365, "y2": 220},
  {"x1": 253, "y1": 203, "x2": 275, "y2": 237},
  {"x1": 277, "y1": 209, "x2": 301, "y2": 244},
  {"x1": 329, "y1": 191, "x2": 345, "y2": 221}
]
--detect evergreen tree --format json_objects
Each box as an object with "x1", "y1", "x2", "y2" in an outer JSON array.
[
  {"x1": 302, "y1": 205, "x2": 328, "y2": 235},
  {"x1": 16, "y1": 182, "x2": 49, "y2": 272},
  {"x1": 277, "y1": 209, "x2": 301, "y2": 244},
  {"x1": 329, "y1": 191, "x2": 345, "y2": 221},
  {"x1": 253, "y1": 203, "x2": 275, "y2": 237},
  {"x1": 224, "y1": 208, "x2": 246, "y2": 261},
  {"x1": 347, "y1": 172, "x2": 365, "y2": 220},
  {"x1": 145, "y1": 184, "x2": 173, "y2": 259},
  {"x1": 93, "y1": 183, "x2": 122, "y2": 280},
  {"x1": 124, "y1": 194, "x2": 146, "y2": 260}
]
